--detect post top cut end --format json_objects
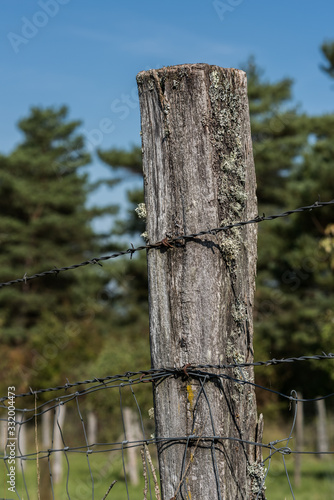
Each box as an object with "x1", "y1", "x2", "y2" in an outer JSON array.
[{"x1": 136, "y1": 63, "x2": 246, "y2": 82}]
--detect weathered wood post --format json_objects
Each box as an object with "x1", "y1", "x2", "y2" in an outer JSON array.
[
  {"x1": 53, "y1": 403, "x2": 66, "y2": 484},
  {"x1": 316, "y1": 398, "x2": 329, "y2": 458},
  {"x1": 123, "y1": 407, "x2": 140, "y2": 485},
  {"x1": 294, "y1": 392, "x2": 303, "y2": 487},
  {"x1": 137, "y1": 64, "x2": 264, "y2": 499}
]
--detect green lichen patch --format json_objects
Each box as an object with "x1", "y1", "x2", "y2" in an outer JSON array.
[
  {"x1": 135, "y1": 203, "x2": 147, "y2": 220},
  {"x1": 247, "y1": 462, "x2": 267, "y2": 496},
  {"x1": 209, "y1": 69, "x2": 242, "y2": 152},
  {"x1": 226, "y1": 339, "x2": 237, "y2": 359},
  {"x1": 135, "y1": 203, "x2": 148, "y2": 242},
  {"x1": 226, "y1": 343, "x2": 249, "y2": 393},
  {"x1": 147, "y1": 79, "x2": 155, "y2": 91},
  {"x1": 219, "y1": 230, "x2": 241, "y2": 264},
  {"x1": 232, "y1": 299, "x2": 247, "y2": 326},
  {"x1": 208, "y1": 69, "x2": 247, "y2": 269},
  {"x1": 177, "y1": 67, "x2": 189, "y2": 80},
  {"x1": 172, "y1": 79, "x2": 179, "y2": 90},
  {"x1": 210, "y1": 69, "x2": 220, "y2": 88}
]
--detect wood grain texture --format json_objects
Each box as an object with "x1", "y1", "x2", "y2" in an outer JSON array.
[{"x1": 137, "y1": 64, "x2": 265, "y2": 500}]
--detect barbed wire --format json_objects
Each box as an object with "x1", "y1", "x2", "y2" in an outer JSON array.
[
  {"x1": 1, "y1": 198, "x2": 334, "y2": 498},
  {"x1": 0, "y1": 198, "x2": 333, "y2": 289},
  {"x1": 1, "y1": 352, "x2": 333, "y2": 403},
  {"x1": 1, "y1": 355, "x2": 334, "y2": 499}
]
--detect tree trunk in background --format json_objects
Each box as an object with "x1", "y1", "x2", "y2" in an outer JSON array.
[{"x1": 137, "y1": 64, "x2": 264, "y2": 499}]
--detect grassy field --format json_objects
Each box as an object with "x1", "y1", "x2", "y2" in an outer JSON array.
[
  {"x1": 2, "y1": 423, "x2": 334, "y2": 499},
  {"x1": 264, "y1": 454, "x2": 334, "y2": 499},
  {"x1": 2, "y1": 451, "x2": 151, "y2": 500},
  {"x1": 3, "y1": 452, "x2": 334, "y2": 499},
  {"x1": 262, "y1": 417, "x2": 334, "y2": 499}
]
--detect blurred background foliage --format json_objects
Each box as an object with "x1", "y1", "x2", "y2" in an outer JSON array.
[{"x1": 0, "y1": 42, "x2": 334, "y2": 423}]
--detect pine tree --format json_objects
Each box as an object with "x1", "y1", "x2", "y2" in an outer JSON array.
[
  {"x1": 247, "y1": 56, "x2": 334, "y2": 400},
  {"x1": 0, "y1": 106, "x2": 118, "y2": 392},
  {"x1": 94, "y1": 145, "x2": 149, "y2": 371},
  {"x1": 98, "y1": 55, "x2": 334, "y2": 404},
  {"x1": 74, "y1": 146, "x2": 153, "y2": 426},
  {"x1": 320, "y1": 40, "x2": 334, "y2": 79}
]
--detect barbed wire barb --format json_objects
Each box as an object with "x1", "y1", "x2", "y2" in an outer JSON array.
[
  {"x1": 0, "y1": 198, "x2": 333, "y2": 289},
  {"x1": 1, "y1": 356, "x2": 334, "y2": 499}
]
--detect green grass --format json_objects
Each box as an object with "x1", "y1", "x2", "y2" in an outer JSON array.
[
  {"x1": 2, "y1": 443, "x2": 334, "y2": 499},
  {"x1": 261, "y1": 418, "x2": 334, "y2": 499},
  {"x1": 264, "y1": 455, "x2": 334, "y2": 499},
  {"x1": 2, "y1": 451, "x2": 154, "y2": 500}
]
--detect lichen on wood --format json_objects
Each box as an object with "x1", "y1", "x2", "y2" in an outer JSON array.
[{"x1": 137, "y1": 63, "x2": 263, "y2": 499}]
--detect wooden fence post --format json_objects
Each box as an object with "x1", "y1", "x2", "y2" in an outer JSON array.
[
  {"x1": 316, "y1": 398, "x2": 329, "y2": 458},
  {"x1": 53, "y1": 403, "x2": 66, "y2": 484},
  {"x1": 42, "y1": 406, "x2": 51, "y2": 449},
  {"x1": 87, "y1": 410, "x2": 98, "y2": 445},
  {"x1": 294, "y1": 392, "x2": 303, "y2": 487},
  {"x1": 123, "y1": 407, "x2": 141, "y2": 485},
  {"x1": 137, "y1": 64, "x2": 264, "y2": 499}
]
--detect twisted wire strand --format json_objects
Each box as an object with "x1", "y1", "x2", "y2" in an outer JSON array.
[
  {"x1": 0, "y1": 199, "x2": 333, "y2": 288},
  {"x1": 1, "y1": 352, "x2": 333, "y2": 403},
  {"x1": 2, "y1": 354, "x2": 334, "y2": 498}
]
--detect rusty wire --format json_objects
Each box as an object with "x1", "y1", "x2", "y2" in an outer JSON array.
[
  {"x1": 1, "y1": 198, "x2": 334, "y2": 498},
  {"x1": 1, "y1": 354, "x2": 334, "y2": 499},
  {"x1": 1, "y1": 352, "x2": 334, "y2": 403},
  {"x1": 0, "y1": 198, "x2": 333, "y2": 289}
]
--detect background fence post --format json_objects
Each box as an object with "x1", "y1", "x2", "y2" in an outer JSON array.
[
  {"x1": 123, "y1": 407, "x2": 140, "y2": 486},
  {"x1": 137, "y1": 64, "x2": 264, "y2": 499},
  {"x1": 88, "y1": 410, "x2": 98, "y2": 446},
  {"x1": 53, "y1": 403, "x2": 66, "y2": 484},
  {"x1": 294, "y1": 392, "x2": 303, "y2": 487},
  {"x1": 42, "y1": 405, "x2": 51, "y2": 449},
  {"x1": 316, "y1": 398, "x2": 329, "y2": 459}
]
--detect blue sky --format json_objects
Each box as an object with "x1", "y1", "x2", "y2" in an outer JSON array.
[{"x1": 1, "y1": 0, "x2": 334, "y2": 223}]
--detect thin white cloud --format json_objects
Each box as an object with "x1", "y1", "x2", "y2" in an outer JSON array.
[
  {"x1": 123, "y1": 37, "x2": 235, "y2": 58},
  {"x1": 67, "y1": 23, "x2": 239, "y2": 60},
  {"x1": 65, "y1": 26, "x2": 118, "y2": 45}
]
